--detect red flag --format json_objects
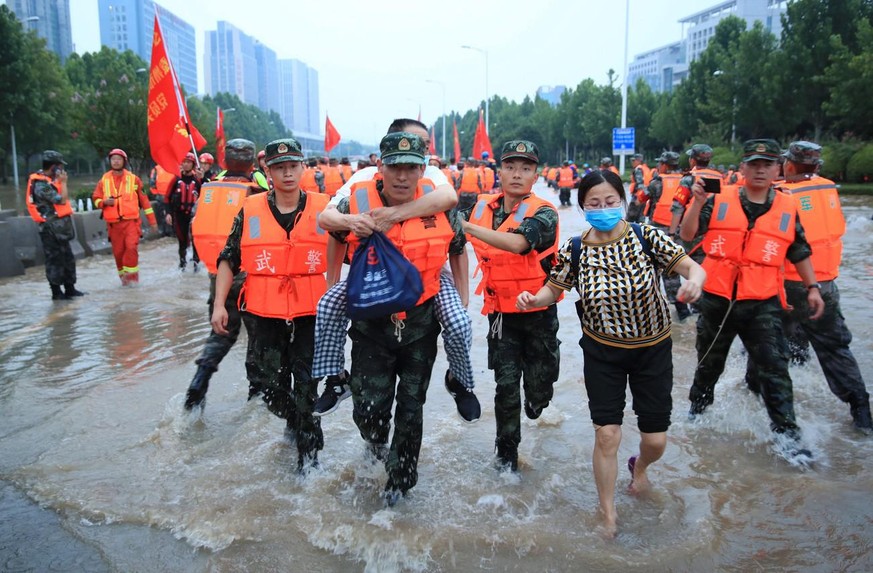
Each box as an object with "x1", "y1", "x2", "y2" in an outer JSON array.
[
  {"x1": 324, "y1": 114, "x2": 341, "y2": 154},
  {"x1": 472, "y1": 108, "x2": 493, "y2": 160},
  {"x1": 147, "y1": 13, "x2": 206, "y2": 176},
  {"x1": 453, "y1": 119, "x2": 462, "y2": 163},
  {"x1": 215, "y1": 107, "x2": 226, "y2": 170},
  {"x1": 428, "y1": 126, "x2": 437, "y2": 156}
]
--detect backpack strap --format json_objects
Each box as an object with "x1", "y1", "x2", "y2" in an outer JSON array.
[
  {"x1": 570, "y1": 235, "x2": 582, "y2": 279},
  {"x1": 630, "y1": 222, "x2": 658, "y2": 272}
]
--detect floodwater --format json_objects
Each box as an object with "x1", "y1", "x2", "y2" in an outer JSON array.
[{"x1": 1, "y1": 182, "x2": 872, "y2": 572}]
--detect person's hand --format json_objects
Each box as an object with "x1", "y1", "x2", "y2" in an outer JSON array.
[
  {"x1": 348, "y1": 213, "x2": 378, "y2": 238},
  {"x1": 104, "y1": 196, "x2": 116, "y2": 206},
  {"x1": 211, "y1": 306, "x2": 229, "y2": 335},
  {"x1": 677, "y1": 280, "x2": 702, "y2": 305},
  {"x1": 369, "y1": 206, "x2": 400, "y2": 233},
  {"x1": 165, "y1": 213, "x2": 172, "y2": 226},
  {"x1": 57, "y1": 169, "x2": 68, "y2": 184},
  {"x1": 807, "y1": 288, "x2": 825, "y2": 320},
  {"x1": 516, "y1": 291, "x2": 539, "y2": 311}
]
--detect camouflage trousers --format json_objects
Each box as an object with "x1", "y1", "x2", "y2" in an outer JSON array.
[
  {"x1": 746, "y1": 280, "x2": 869, "y2": 408},
  {"x1": 690, "y1": 294, "x2": 799, "y2": 433},
  {"x1": 651, "y1": 223, "x2": 681, "y2": 303},
  {"x1": 457, "y1": 192, "x2": 479, "y2": 213},
  {"x1": 487, "y1": 306, "x2": 561, "y2": 450},
  {"x1": 626, "y1": 200, "x2": 645, "y2": 223},
  {"x1": 348, "y1": 321, "x2": 440, "y2": 494},
  {"x1": 558, "y1": 187, "x2": 573, "y2": 207},
  {"x1": 247, "y1": 314, "x2": 323, "y2": 459},
  {"x1": 39, "y1": 229, "x2": 76, "y2": 286}
]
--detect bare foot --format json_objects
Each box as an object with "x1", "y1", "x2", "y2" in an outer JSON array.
[
  {"x1": 628, "y1": 472, "x2": 651, "y2": 494},
  {"x1": 597, "y1": 508, "x2": 618, "y2": 539}
]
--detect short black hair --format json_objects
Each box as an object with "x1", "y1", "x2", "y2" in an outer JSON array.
[
  {"x1": 387, "y1": 118, "x2": 427, "y2": 134},
  {"x1": 578, "y1": 170, "x2": 626, "y2": 208}
]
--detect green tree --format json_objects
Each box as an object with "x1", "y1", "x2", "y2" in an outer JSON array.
[
  {"x1": 824, "y1": 19, "x2": 873, "y2": 137},
  {"x1": 628, "y1": 78, "x2": 658, "y2": 155}
]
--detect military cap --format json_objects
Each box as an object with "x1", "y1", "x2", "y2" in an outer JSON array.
[
  {"x1": 42, "y1": 150, "x2": 67, "y2": 166},
  {"x1": 600, "y1": 157, "x2": 613, "y2": 165},
  {"x1": 225, "y1": 138, "x2": 256, "y2": 163},
  {"x1": 380, "y1": 132, "x2": 426, "y2": 165},
  {"x1": 500, "y1": 140, "x2": 539, "y2": 164},
  {"x1": 562, "y1": 160, "x2": 570, "y2": 166},
  {"x1": 783, "y1": 141, "x2": 823, "y2": 165},
  {"x1": 264, "y1": 138, "x2": 304, "y2": 166},
  {"x1": 742, "y1": 139, "x2": 781, "y2": 162},
  {"x1": 660, "y1": 151, "x2": 680, "y2": 166},
  {"x1": 686, "y1": 144, "x2": 713, "y2": 160},
  {"x1": 632, "y1": 153, "x2": 644, "y2": 161}
]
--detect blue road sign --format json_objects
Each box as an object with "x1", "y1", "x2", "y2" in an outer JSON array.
[{"x1": 612, "y1": 127, "x2": 635, "y2": 155}]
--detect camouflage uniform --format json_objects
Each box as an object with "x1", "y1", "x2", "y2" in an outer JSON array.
[
  {"x1": 626, "y1": 161, "x2": 647, "y2": 222},
  {"x1": 31, "y1": 174, "x2": 77, "y2": 288},
  {"x1": 689, "y1": 186, "x2": 812, "y2": 434},
  {"x1": 645, "y1": 165, "x2": 684, "y2": 307},
  {"x1": 463, "y1": 192, "x2": 561, "y2": 462}
]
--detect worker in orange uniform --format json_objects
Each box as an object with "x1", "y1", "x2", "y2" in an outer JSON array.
[{"x1": 92, "y1": 148, "x2": 158, "y2": 285}]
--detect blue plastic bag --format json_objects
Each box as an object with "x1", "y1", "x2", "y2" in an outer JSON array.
[{"x1": 347, "y1": 231, "x2": 424, "y2": 320}]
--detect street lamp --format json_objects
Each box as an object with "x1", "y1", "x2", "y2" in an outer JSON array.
[
  {"x1": 425, "y1": 79, "x2": 446, "y2": 159},
  {"x1": 461, "y1": 44, "x2": 489, "y2": 135}
]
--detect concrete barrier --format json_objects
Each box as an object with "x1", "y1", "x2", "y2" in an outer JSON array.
[
  {"x1": 74, "y1": 210, "x2": 112, "y2": 256},
  {"x1": 0, "y1": 222, "x2": 25, "y2": 278},
  {"x1": 7, "y1": 216, "x2": 44, "y2": 267}
]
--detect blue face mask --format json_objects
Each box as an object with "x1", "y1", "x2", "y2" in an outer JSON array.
[{"x1": 584, "y1": 206, "x2": 625, "y2": 231}]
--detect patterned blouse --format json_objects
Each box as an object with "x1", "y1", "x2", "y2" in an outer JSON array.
[{"x1": 548, "y1": 222, "x2": 687, "y2": 349}]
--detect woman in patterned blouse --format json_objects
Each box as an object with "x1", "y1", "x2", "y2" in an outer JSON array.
[{"x1": 517, "y1": 170, "x2": 706, "y2": 537}]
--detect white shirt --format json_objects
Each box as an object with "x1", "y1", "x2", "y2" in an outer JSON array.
[{"x1": 328, "y1": 164, "x2": 450, "y2": 206}]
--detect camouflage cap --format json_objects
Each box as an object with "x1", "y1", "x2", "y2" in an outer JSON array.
[
  {"x1": 661, "y1": 151, "x2": 680, "y2": 166},
  {"x1": 264, "y1": 138, "x2": 304, "y2": 166},
  {"x1": 742, "y1": 139, "x2": 781, "y2": 163},
  {"x1": 686, "y1": 144, "x2": 713, "y2": 161},
  {"x1": 500, "y1": 140, "x2": 539, "y2": 163},
  {"x1": 225, "y1": 138, "x2": 256, "y2": 163},
  {"x1": 42, "y1": 150, "x2": 67, "y2": 166},
  {"x1": 783, "y1": 141, "x2": 823, "y2": 165},
  {"x1": 632, "y1": 153, "x2": 644, "y2": 161},
  {"x1": 600, "y1": 157, "x2": 613, "y2": 165},
  {"x1": 380, "y1": 132, "x2": 426, "y2": 165}
]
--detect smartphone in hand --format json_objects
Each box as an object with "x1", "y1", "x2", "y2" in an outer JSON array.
[{"x1": 701, "y1": 177, "x2": 721, "y2": 194}]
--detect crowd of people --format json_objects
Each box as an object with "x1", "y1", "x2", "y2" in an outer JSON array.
[{"x1": 22, "y1": 117, "x2": 871, "y2": 536}]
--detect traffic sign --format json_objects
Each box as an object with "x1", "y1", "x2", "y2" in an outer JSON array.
[{"x1": 612, "y1": 127, "x2": 635, "y2": 155}]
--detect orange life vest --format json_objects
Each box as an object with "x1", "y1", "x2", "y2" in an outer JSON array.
[
  {"x1": 779, "y1": 176, "x2": 844, "y2": 282},
  {"x1": 322, "y1": 166, "x2": 344, "y2": 196},
  {"x1": 191, "y1": 181, "x2": 250, "y2": 274},
  {"x1": 239, "y1": 192, "x2": 330, "y2": 320},
  {"x1": 467, "y1": 194, "x2": 562, "y2": 315},
  {"x1": 299, "y1": 168, "x2": 320, "y2": 193},
  {"x1": 98, "y1": 170, "x2": 144, "y2": 222},
  {"x1": 700, "y1": 187, "x2": 796, "y2": 302},
  {"x1": 153, "y1": 165, "x2": 175, "y2": 198},
  {"x1": 558, "y1": 167, "x2": 575, "y2": 188},
  {"x1": 441, "y1": 167, "x2": 455, "y2": 186},
  {"x1": 608, "y1": 166, "x2": 620, "y2": 176},
  {"x1": 630, "y1": 164, "x2": 653, "y2": 200},
  {"x1": 347, "y1": 178, "x2": 453, "y2": 307},
  {"x1": 458, "y1": 168, "x2": 481, "y2": 193},
  {"x1": 651, "y1": 173, "x2": 682, "y2": 226},
  {"x1": 480, "y1": 166, "x2": 495, "y2": 192},
  {"x1": 26, "y1": 173, "x2": 73, "y2": 223},
  {"x1": 548, "y1": 167, "x2": 559, "y2": 182}
]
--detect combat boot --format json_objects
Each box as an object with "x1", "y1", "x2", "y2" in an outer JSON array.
[
  {"x1": 495, "y1": 438, "x2": 518, "y2": 472},
  {"x1": 64, "y1": 283, "x2": 86, "y2": 298},
  {"x1": 50, "y1": 284, "x2": 65, "y2": 300},
  {"x1": 184, "y1": 365, "x2": 215, "y2": 410},
  {"x1": 851, "y1": 401, "x2": 873, "y2": 436}
]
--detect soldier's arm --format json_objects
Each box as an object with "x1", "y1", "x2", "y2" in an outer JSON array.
[
  {"x1": 680, "y1": 182, "x2": 713, "y2": 242},
  {"x1": 462, "y1": 218, "x2": 530, "y2": 254},
  {"x1": 211, "y1": 260, "x2": 234, "y2": 335},
  {"x1": 370, "y1": 184, "x2": 458, "y2": 231}
]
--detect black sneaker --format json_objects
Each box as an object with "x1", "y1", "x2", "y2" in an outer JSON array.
[
  {"x1": 313, "y1": 370, "x2": 351, "y2": 417},
  {"x1": 524, "y1": 400, "x2": 547, "y2": 420},
  {"x1": 851, "y1": 402, "x2": 873, "y2": 436},
  {"x1": 444, "y1": 371, "x2": 481, "y2": 423}
]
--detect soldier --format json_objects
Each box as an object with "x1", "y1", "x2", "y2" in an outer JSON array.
[
  {"x1": 211, "y1": 138, "x2": 328, "y2": 471},
  {"x1": 462, "y1": 140, "x2": 561, "y2": 471},
  {"x1": 600, "y1": 157, "x2": 619, "y2": 176},
  {"x1": 328, "y1": 131, "x2": 468, "y2": 505},
  {"x1": 92, "y1": 148, "x2": 158, "y2": 285},
  {"x1": 26, "y1": 150, "x2": 84, "y2": 300},
  {"x1": 680, "y1": 139, "x2": 825, "y2": 464},
  {"x1": 185, "y1": 139, "x2": 267, "y2": 410},
  {"x1": 745, "y1": 141, "x2": 872, "y2": 434},
  {"x1": 556, "y1": 160, "x2": 577, "y2": 207},
  {"x1": 455, "y1": 156, "x2": 483, "y2": 211},
  {"x1": 627, "y1": 153, "x2": 652, "y2": 223}
]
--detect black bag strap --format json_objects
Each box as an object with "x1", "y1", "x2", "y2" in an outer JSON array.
[
  {"x1": 570, "y1": 235, "x2": 582, "y2": 279},
  {"x1": 630, "y1": 222, "x2": 658, "y2": 273}
]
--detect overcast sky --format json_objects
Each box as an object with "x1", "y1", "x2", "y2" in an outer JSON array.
[{"x1": 62, "y1": 0, "x2": 716, "y2": 144}]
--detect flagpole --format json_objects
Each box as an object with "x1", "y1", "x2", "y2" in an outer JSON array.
[{"x1": 154, "y1": 5, "x2": 201, "y2": 170}]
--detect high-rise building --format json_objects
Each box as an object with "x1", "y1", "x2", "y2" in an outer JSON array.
[
  {"x1": 253, "y1": 40, "x2": 279, "y2": 115},
  {"x1": 535, "y1": 85, "x2": 566, "y2": 107},
  {"x1": 278, "y1": 58, "x2": 320, "y2": 136},
  {"x1": 628, "y1": 0, "x2": 787, "y2": 93},
  {"x1": 204, "y1": 21, "x2": 259, "y2": 108},
  {"x1": 10, "y1": 0, "x2": 73, "y2": 63},
  {"x1": 98, "y1": 0, "x2": 197, "y2": 94}
]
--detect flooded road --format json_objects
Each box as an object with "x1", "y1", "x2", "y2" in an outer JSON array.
[{"x1": 1, "y1": 183, "x2": 872, "y2": 572}]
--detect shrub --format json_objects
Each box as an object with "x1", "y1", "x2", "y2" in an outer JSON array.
[
  {"x1": 845, "y1": 144, "x2": 873, "y2": 183},
  {"x1": 821, "y1": 140, "x2": 862, "y2": 182}
]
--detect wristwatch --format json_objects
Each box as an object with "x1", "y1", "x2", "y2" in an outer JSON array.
[{"x1": 806, "y1": 283, "x2": 821, "y2": 291}]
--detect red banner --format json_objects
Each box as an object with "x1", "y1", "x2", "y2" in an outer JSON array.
[
  {"x1": 325, "y1": 114, "x2": 341, "y2": 154},
  {"x1": 472, "y1": 108, "x2": 493, "y2": 161},
  {"x1": 147, "y1": 14, "x2": 205, "y2": 176},
  {"x1": 428, "y1": 126, "x2": 437, "y2": 156},
  {"x1": 215, "y1": 107, "x2": 226, "y2": 170},
  {"x1": 453, "y1": 119, "x2": 461, "y2": 164}
]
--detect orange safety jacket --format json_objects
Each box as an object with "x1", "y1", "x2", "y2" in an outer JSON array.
[
  {"x1": 779, "y1": 176, "x2": 844, "y2": 282},
  {"x1": 153, "y1": 165, "x2": 175, "y2": 199},
  {"x1": 340, "y1": 164, "x2": 352, "y2": 182},
  {"x1": 630, "y1": 164, "x2": 654, "y2": 201},
  {"x1": 441, "y1": 168, "x2": 455, "y2": 186},
  {"x1": 558, "y1": 167, "x2": 575, "y2": 188},
  {"x1": 467, "y1": 193, "x2": 562, "y2": 315},
  {"x1": 191, "y1": 181, "x2": 251, "y2": 274},
  {"x1": 299, "y1": 168, "x2": 320, "y2": 193},
  {"x1": 239, "y1": 191, "x2": 329, "y2": 320},
  {"x1": 322, "y1": 166, "x2": 345, "y2": 196},
  {"x1": 480, "y1": 166, "x2": 495, "y2": 192},
  {"x1": 607, "y1": 165, "x2": 620, "y2": 176},
  {"x1": 651, "y1": 173, "x2": 683, "y2": 226},
  {"x1": 548, "y1": 167, "x2": 559, "y2": 182},
  {"x1": 700, "y1": 187, "x2": 797, "y2": 302},
  {"x1": 94, "y1": 170, "x2": 155, "y2": 223},
  {"x1": 457, "y1": 168, "x2": 482, "y2": 193},
  {"x1": 347, "y1": 178, "x2": 453, "y2": 306},
  {"x1": 26, "y1": 173, "x2": 74, "y2": 223}
]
